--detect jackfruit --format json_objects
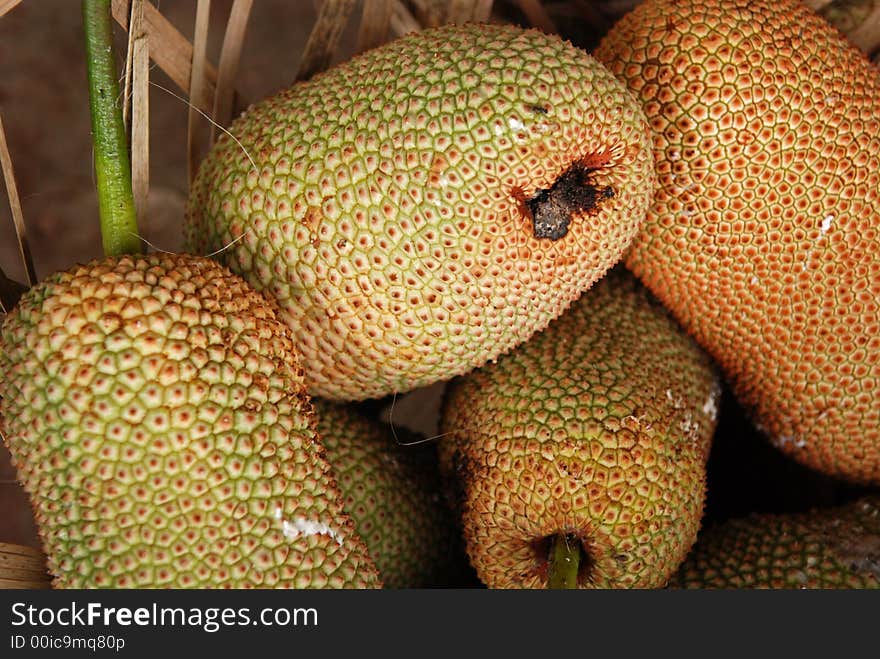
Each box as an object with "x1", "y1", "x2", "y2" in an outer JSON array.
[
  {"x1": 185, "y1": 23, "x2": 655, "y2": 401},
  {"x1": 671, "y1": 497, "x2": 880, "y2": 588},
  {"x1": 0, "y1": 254, "x2": 380, "y2": 588},
  {"x1": 595, "y1": 0, "x2": 880, "y2": 483},
  {"x1": 438, "y1": 268, "x2": 720, "y2": 588},
  {"x1": 312, "y1": 400, "x2": 464, "y2": 588}
]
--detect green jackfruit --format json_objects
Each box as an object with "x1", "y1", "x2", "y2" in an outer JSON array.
[
  {"x1": 313, "y1": 400, "x2": 464, "y2": 588},
  {"x1": 671, "y1": 497, "x2": 880, "y2": 588},
  {"x1": 185, "y1": 23, "x2": 655, "y2": 401},
  {"x1": 0, "y1": 254, "x2": 379, "y2": 588},
  {"x1": 439, "y1": 268, "x2": 720, "y2": 588}
]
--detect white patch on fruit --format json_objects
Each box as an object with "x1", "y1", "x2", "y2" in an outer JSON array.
[
  {"x1": 702, "y1": 389, "x2": 719, "y2": 422},
  {"x1": 274, "y1": 507, "x2": 343, "y2": 546},
  {"x1": 679, "y1": 414, "x2": 699, "y2": 436},
  {"x1": 508, "y1": 117, "x2": 525, "y2": 131},
  {"x1": 774, "y1": 435, "x2": 806, "y2": 450},
  {"x1": 820, "y1": 214, "x2": 834, "y2": 234}
]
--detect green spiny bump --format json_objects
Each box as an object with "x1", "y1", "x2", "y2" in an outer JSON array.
[{"x1": 185, "y1": 23, "x2": 655, "y2": 402}]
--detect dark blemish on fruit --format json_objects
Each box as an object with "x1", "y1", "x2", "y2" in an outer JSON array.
[
  {"x1": 829, "y1": 529, "x2": 880, "y2": 579},
  {"x1": 526, "y1": 164, "x2": 615, "y2": 240},
  {"x1": 527, "y1": 104, "x2": 549, "y2": 114}
]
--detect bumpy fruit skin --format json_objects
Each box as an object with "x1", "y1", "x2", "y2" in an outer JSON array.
[
  {"x1": 312, "y1": 400, "x2": 461, "y2": 588},
  {"x1": 595, "y1": 0, "x2": 880, "y2": 483},
  {"x1": 0, "y1": 254, "x2": 379, "y2": 588},
  {"x1": 186, "y1": 23, "x2": 655, "y2": 401},
  {"x1": 438, "y1": 268, "x2": 720, "y2": 588},
  {"x1": 671, "y1": 497, "x2": 880, "y2": 589}
]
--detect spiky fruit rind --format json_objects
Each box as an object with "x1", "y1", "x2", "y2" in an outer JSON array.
[
  {"x1": 186, "y1": 23, "x2": 655, "y2": 401},
  {"x1": 313, "y1": 400, "x2": 459, "y2": 588},
  {"x1": 0, "y1": 254, "x2": 379, "y2": 588},
  {"x1": 595, "y1": 0, "x2": 880, "y2": 483},
  {"x1": 671, "y1": 498, "x2": 880, "y2": 589},
  {"x1": 439, "y1": 268, "x2": 720, "y2": 588}
]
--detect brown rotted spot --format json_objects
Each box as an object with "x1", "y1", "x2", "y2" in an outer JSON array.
[
  {"x1": 525, "y1": 163, "x2": 614, "y2": 241},
  {"x1": 828, "y1": 528, "x2": 880, "y2": 580}
]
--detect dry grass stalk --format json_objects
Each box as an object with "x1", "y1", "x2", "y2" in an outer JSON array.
[
  {"x1": 0, "y1": 542, "x2": 51, "y2": 589},
  {"x1": 111, "y1": 0, "x2": 219, "y2": 114},
  {"x1": 212, "y1": 0, "x2": 253, "y2": 140},
  {"x1": 447, "y1": 0, "x2": 493, "y2": 23},
  {"x1": 296, "y1": 0, "x2": 358, "y2": 81},
  {"x1": 390, "y1": 0, "x2": 422, "y2": 36},
  {"x1": 131, "y1": 9, "x2": 150, "y2": 227},
  {"x1": 407, "y1": 0, "x2": 447, "y2": 26},
  {"x1": 187, "y1": 0, "x2": 212, "y2": 185},
  {"x1": 0, "y1": 0, "x2": 22, "y2": 19},
  {"x1": 515, "y1": 0, "x2": 558, "y2": 32},
  {"x1": 122, "y1": 0, "x2": 135, "y2": 129},
  {"x1": 357, "y1": 0, "x2": 393, "y2": 52},
  {"x1": 0, "y1": 114, "x2": 36, "y2": 287}
]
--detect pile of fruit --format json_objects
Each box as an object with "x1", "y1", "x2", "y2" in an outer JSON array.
[{"x1": 0, "y1": 0, "x2": 878, "y2": 589}]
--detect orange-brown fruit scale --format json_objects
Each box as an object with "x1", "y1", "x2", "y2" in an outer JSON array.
[
  {"x1": 0, "y1": 254, "x2": 380, "y2": 588},
  {"x1": 670, "y1": 497, "x2": 880, "y2": 588},
  {"x1": 185, "y1": 23, "x2": 655, "y2": 401},
  {"x1": 596, "y1": 0, "x2": 880, "y2": 483},
  {"x1": 438, "y1": 268, "x2": 721, "y2": 588}
]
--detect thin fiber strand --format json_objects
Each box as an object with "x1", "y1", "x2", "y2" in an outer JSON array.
[{"x1": 111, "y1": 0, "x2": 218, "y2": 114}]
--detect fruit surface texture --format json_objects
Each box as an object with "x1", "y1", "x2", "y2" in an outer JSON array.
[
  {"x1": 186, "y1": 23, "x2": 655, "y2": 401},
  {"x1": 596, "y1": 0, "x2": 880, "y2": 482},
  {"x1": 313, "y1": 400, "x2": 460, "y2": 588},
  {"x1": 438, "y1": 269, "x2": 720, "y2": 588},
  {"x1": 671, "y1": 497, "x2": 880, "y2": 588},
  {"x1": 0, "y1": 254, "x2": 379, "y2": 588}
]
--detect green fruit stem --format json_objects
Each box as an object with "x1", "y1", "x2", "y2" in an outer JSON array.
[
  {"x1": 82, "y1": 0, "x2": 142, "y2": 256},
  {"x1": 547, "y1": 534, "x2": 581, "y2": 589}
]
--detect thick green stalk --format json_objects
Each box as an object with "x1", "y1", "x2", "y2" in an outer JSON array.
[
  {"x1": 547, "y1": 534, "x2": 581, "y2": 589},
  {"x1": 83, "y1": 0, "x2": 142, "y2": 256}
]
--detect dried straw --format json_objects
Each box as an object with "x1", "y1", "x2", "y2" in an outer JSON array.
[
  {"x1": 0, "y1": 0, "x2": 22, "y2": 19},
  {"x1": 514, "y1": 0, "x2": 557, "y2": 33},
  {"x1": 296, "y1": 0, "x2": 358, "y2": 81},
  {"x1": 129, "y1": 0, "x2": 150, "y2": 226},
  {"x1": 187, "y1": 0, "x2": 212, "y2": 185},
  {"x1": 357, "y1": 0, "x2": 393, "y2": 53},
  {"x1": 0, "y1": 114, "x2": 36, "y2": 287},
  {"x1": 390, "y1": 0, "x2": 421, "y2": 36},
  {"x1": 111, "y1": 0, "x2": 219, "y2": 114},
  {"x1": 212, "y1": 0, "x2": 253, "y2": 139},
  {"x1": 0, "y1": 543, "x2": 51, "y2": 590}
]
